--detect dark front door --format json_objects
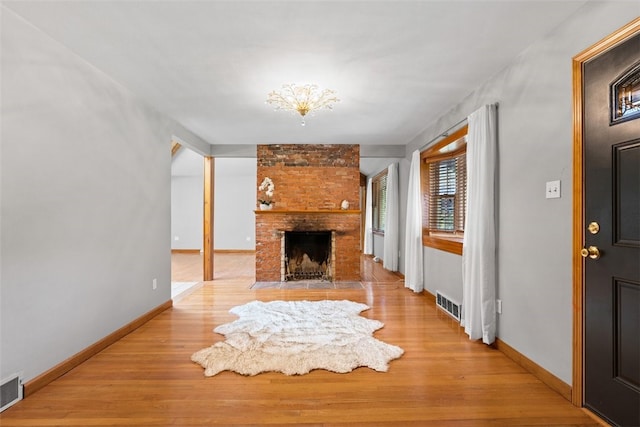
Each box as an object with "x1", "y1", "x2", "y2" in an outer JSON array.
[{"x1": 583, "y1": 32, "x2": 640, "y2": 426}]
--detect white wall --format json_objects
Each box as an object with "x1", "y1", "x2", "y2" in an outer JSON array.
[
  {"x1": 171, "y1": 149, "x2": 203, "y2": 250},
  {"x1": 171, "y1": 153, "x2": 256, "y2": 251},
  {"x1": 214, "y1": 158, "x2": 256, "y2": 250},
  {"x1": 401, "y1": 2, "x2": 635, "y2": 384},
  {"x1": 372, "y1": 234, "x2": 384, "y2": 260},
  {"x1": 0, "y1": 8, "x2": 204, "y2": 383},
  {"x1": 171, "y1": 177, "x2": 203, "y2": 250},
  {"x1": 423, "y1": 247, "x2": 463, "y2": 303}
]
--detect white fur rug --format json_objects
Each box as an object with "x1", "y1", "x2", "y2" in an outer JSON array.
[{"x1": 191, "y1": 300, "x2": 404, "y2": 377}]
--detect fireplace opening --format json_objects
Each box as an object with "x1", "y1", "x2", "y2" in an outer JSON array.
[{"x1": 283, "y1": 231, "x2": 334, "y2": 281}]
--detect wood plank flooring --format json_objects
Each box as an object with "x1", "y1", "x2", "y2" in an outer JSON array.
[{"x1": 0, "y1": 253, "x2": 597, "y2": 426}]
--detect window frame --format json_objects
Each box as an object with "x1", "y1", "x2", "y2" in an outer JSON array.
[
  {"x1": 371, "y1": 170, "x2": 388, "y2": 235},
  {"x1": 420, "y1": 125, "x2": 468, "y2": 255}
]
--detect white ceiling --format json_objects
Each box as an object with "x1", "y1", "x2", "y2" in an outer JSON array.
[{"x1": 5, "y1": 0, "x2": 589, "y2": 148}]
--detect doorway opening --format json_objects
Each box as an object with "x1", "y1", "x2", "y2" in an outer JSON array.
[{"x1": 171, "y1": 142, "x2": 204, "y2": 298}]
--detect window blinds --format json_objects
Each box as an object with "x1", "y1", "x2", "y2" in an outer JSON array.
[
  {"x1": 427, "y1": 153, "x2": 466, "y2": 232},
  {"x1": 373, "y1": 173, "x2": 388, "y2": 231}
]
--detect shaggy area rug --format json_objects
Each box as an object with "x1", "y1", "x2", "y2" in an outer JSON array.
[{"x1": 191, "y1": 300, "x2": 404, "y2": 377}]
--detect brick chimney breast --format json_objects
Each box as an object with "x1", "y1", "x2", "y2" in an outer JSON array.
[{"x1": 255, "y1": 144, "x2": 361, "y2": 282}]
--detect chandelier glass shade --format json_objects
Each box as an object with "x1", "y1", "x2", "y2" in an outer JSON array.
[{"x1": 266, "y1": 83, "x2": 339, "y2": 126}]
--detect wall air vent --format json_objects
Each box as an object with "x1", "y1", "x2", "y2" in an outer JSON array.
[
  {"x1": 1, "y1": 373, "x2": 23, "y2": 412},
  {"x1": 436, "y1": 291, "x2": 462, "y2": 322}
]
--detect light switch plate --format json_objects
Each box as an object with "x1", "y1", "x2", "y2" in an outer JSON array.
[{"x1": 546, "y1": 180, "x2": 561, "y2": 199}]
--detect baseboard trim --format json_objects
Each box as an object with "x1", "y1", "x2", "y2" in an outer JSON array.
[
  {"x1": 422, "y1": 288, "x2": 437, "y2": 304},
  {"x1": 494, "y1": 337, "x2": 572, "y2": 402},
  {"x1": 582, "y1": 408, "x2": 611, "y2": 426},
  {"x1": 23, "y1": 299, "x2": 173, "y2": 398},
  {"x1": 171, "y1": 249, "x2": 201, "y2": 254},
  {"x1": 392, "y1": 270, "x2": 405, "y2": 279},
  {"x1": 421, "y1": 290, "x2": 571, "y2": 402}
]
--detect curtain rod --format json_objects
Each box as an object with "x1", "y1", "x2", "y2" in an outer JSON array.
[{"x1": 419, "y1": 117, "x2": 468, "y2": 152}]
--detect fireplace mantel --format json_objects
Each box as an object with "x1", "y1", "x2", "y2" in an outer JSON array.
[{"x1": 255, "y1": 210, "x2": 361, "y2": 214}]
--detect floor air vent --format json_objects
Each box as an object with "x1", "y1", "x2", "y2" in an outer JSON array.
[
  {"x1": 1, "y1": 373, "x2": 23, "y2": 412},
  {"x1": 436, "y1": 291, "x2": 462, "y2": 322}
]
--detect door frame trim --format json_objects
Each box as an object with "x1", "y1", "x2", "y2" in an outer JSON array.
[{"x1": 571, "y1": 17, "x2": 640, "y2": 407}]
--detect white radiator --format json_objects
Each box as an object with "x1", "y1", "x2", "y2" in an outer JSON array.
[
  {"x1": 436, "y1": 291, "x2": 462, "y2": 322},
  {"x1": 0, "y1": 373, "x2": 23, "y2": 412}
]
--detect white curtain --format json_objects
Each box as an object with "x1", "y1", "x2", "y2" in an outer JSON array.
[
  {"x1": 383, "y1": 163, "x2": 399, "y2": 271},
  {"x1": 404, "y1": 150, "x2": 424, "y2": 292},
  {"x1": 461, "y1": 104, "x2": 497, "y2": 345},
  {"x1": 363, "y1": 178, "x2": 373, "y2": 255}
]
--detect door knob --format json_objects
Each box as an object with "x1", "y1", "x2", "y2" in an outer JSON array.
[{"x1": 581, "y1": 246, "x2": 601, "y2": 260}]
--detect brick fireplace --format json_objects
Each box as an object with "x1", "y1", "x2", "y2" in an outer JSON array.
[
  {"x1": 255, "y1": 144, "x2": 361, "y2": 282},
  {"x1": 283, "y1": 231, "x2": 334, "y2": 281}
]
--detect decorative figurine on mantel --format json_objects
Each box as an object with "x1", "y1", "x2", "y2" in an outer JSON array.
[
  {"x1": 258, "y1": 177, "x2": 275, "y2": 210},
  {"x1": 341, "y1": 199, "x2": 349, "y2": 210}
]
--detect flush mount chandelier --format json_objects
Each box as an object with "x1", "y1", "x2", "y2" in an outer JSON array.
[{"x1": 266, "y1": 83, "x2": 339, "y2": 126}]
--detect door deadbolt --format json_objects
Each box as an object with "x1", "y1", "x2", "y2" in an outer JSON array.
[{"x1": 587, "y1": 222, "x2": 600, "y2": 234}]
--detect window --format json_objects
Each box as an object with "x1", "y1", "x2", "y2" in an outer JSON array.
[
  {"x1": 421, "y1": 125, "x2": 467, "y2": 254},
  {"x1": 372, "y1": 171, "x2": 387, "y2": 233},
  {"x1": 427, "y1": 155, "x2": 466, "y2": 232}
]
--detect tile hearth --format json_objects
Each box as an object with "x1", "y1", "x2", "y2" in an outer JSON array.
[{"x1": 251, "y1": 281, "x2": 363, "y2": 290}]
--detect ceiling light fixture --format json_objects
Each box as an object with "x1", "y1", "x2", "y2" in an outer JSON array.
[{"x1": 266, "y1": 83, "x2": 339, "y2": 126}]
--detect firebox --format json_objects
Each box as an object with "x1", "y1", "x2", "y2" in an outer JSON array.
[{"x1": 281, "y1": 231, "x2": 335, "y2": 281}]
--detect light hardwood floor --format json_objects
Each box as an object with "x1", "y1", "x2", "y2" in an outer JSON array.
[{"x1": 0, "y1": 253, "x2": 598, "y2": 426}]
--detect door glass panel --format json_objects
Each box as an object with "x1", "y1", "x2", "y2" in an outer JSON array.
[{"x1": 611, "y1": 62, "x2": 640, "y2": 124}]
